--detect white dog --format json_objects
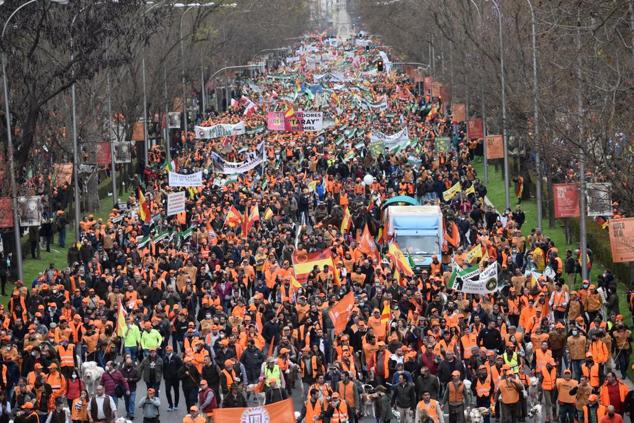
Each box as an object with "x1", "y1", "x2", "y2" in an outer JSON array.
[
  {"x1": 81, "y1": 361, "x2": 105, "y2": 395},
  {"x1": 466, "y1": 407, "x2": 491, "y2": 423},
  {"x1": 115, "y1": 418, "x2": 132, "y2": 423}
]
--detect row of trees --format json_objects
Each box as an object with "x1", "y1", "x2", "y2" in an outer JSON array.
[
  {"x1": 0, "y1": 0, "x2": 310, "y2": 198},
  {"x1": 351, "y1": 0, "x2": 634, "y2": 219}
]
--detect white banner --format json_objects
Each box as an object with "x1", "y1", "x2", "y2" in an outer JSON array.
[
  {"x1": 370, "y1": 127, "x2": 410, "y2": 152},
  {"x1": 456, "y1": 262, "x2": 501, "y2": 295},
  {"x1": 18, "y1": 195, "x2": 43, "y2": 227},
  {"x1": 194, "y1": 121, "x2": 245, "y2": 139},
  {"x1": 586, "y1": 182, "x2": 612, "y2": 217},
  {"x1": 167, "y1": 191, "x2": 186, "y2": 216},
  {"x1": 298, "y1": 111, "x2": 323, "y2": 131},
  {"x1": 211, "y1": 142, "x2": 266, "y2": 175},
  {"x1": 168, "y1": 171, "x2": 203, "y2": 187}
]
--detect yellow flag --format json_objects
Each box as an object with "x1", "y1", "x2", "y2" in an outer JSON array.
[
  {"x1": 443, "y1": 182, "x2": 462, "y2": 202},
  {"x1": 465, "y1": 185, "x2": 476, "y2": 196},
  {"x1": 465, "y1": 244, "x2": 483, "y2": 263}
]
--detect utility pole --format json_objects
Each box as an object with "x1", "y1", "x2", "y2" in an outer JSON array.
[{"x1": 576, "y1": 12, "x2": 588, "y2": 281}]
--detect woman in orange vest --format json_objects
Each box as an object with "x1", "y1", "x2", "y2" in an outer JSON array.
[{"x1": 71, "y1": 389, "x2": 90, "y2": 423}]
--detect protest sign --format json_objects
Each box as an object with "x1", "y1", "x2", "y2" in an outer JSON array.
[
  {"x1": 194, "y1": 121, "x2": 245, "y2": 139},
  {"x1": 586, "y1": 183, "x2": 612, "y2": 217},
  {"x1": 213, "y1": 398, "x2": 295, "y2": 422},
  {"x1": 113, "y1": 141, "x2": 132, "y2": 163},
  {"x1": 18, "y1": 196, "x2": 42, "y2": 227},
  {"x1": 452, "y1": 103, "x2": 466, "y2": 122},
  {"x1": 608, "y1": 218, "x2": 634, "y2": 262},
  {"x1": 167, "y1": 112, "x2": 181, "y2": 129},
  {"x1": 443, "y1": 182, "x2": 462, "y2": 201},
  {"x1": 485, "y1": 135, "x2": 504, "y2": 159},
  {"x1": 370, "y1": 127, "x2": 410, "y2": 152},
  {"x1": 131, "y1": 121, "x2": 144, "y2": 141},
  {"x1": 266, "y1": 112, "x2": 286, "y2": 130},
  {"x1": 436, "y1": 136, "x2": 450, "y2": 153},
  {"x1": 167, "y1": 191, "x2": 186, "y2": 216},
  {"x1": 0, "y1": 198, "x2": 13, "y2": 228},
  {"x1": 53, "y1": 163, "x2": 73, "y2": 187},
  {"x1": 211, "y1": 142, "x2": 265, "y2": 175},
  {"x1": 96, "y1": 142, "x2": 112, "y2": 166},
  {"x1": 553, "y1": 183, "x2": 580, "y2": 218},
  {"x1": 168, "y1": 171, "x2": 203, "y2": 187},
  {"x1": 467, "y1": 118, "x2": 484, "y2": 139}
]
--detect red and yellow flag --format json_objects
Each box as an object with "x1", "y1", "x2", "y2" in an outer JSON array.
[
  {"x1": 116, "y1": 298, "x2": 127, "y2": 337},
  {"x1": 138, "y1": 188, "x2": 151, "y2": 224},
  {"x1": 358, "y1": 224, "x2": 381, "y2": 261},
  {"x1": 242, "y1": 204, "x2": 260, "y2": 237},
  {"x1": 387, "y1": 242, "x2": 414, "y2": 277},
  {"x1": 263, "y1": 207, "x2": 274, "y2": 221},
  {"x1": 328, "y1": 291, "x2": 355, "y2": 333},
  {"x1": 224, "y1": 206, "x2": 243, "y2": 228},
  {"x1": 292, "y1": 248, "x2": 334, "y2": 284},
  {"x1": 213, "y1": 398, "x2": 295, "y2": 421},
  {"x1": 340, "y1": 206, "x2": 352, "y2": 234}
]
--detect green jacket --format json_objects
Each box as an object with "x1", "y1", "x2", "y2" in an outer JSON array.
[
  {"x1": 123, "y1": 324, "x2": 141, "y2": 348},
  {"x1": 140, "y1": 329, "x2": 163, "y2": 350}
]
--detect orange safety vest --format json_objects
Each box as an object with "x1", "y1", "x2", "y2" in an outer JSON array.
[
  {"x1": 581, "y1": 363, "x2": 600, "y2": 388},
  {"x1": 57, "y1": 344, "x2": 75, "y2": 368},
  {"x1": 222, "y1": 369, "x2": 234, "y2": 390},
  {"x1": 305, "y1": 399, "x2": 323, "y2": 423},
  {"x1": 338, "y1": 381, "x2": 356, "y2": 408},
  {"x1": 447, "y1": 382, "x2": 465, "y2": 404},
  {"x1": 583, "y1": 404, "x2": 606, "y2": 423},
  {"x1": 541, "y1": 367, "x2": 557, "y2": 391},
  {"x1": 535, "y1": 349, "x2": 552, "y2": 372},
  {"x1": 330, "y1": 401, "x2": 349, "y2": 423},
  {"x1": 599, "y1": 382, "x2": 628, "y2": 407},
  {"x1": 552, "y1": 291, "x2": 567, "y2": 312},
  {"x1": 417, "y1": 399, "x2": 440, "y2": 423},
  {"x1": 499, "y1": 379, "x2": 520, "y2": 405},
  {"x1": 475, "y1": 377, "x2": 492, "y2": 398}
]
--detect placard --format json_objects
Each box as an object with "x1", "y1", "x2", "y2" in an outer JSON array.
[
  {"x1": 95, "y1": 142, "x2": 112, "y2": 166},
  {"x1": 168, "y1": 112, "x2": 181, "y2": 129},
  {"x1": 131, "y1": 121, "x2": 145, "y2": 141},
  {"x1": 113, "y1": 141, "x2": 132, "y2": 164},
  {"x1": 168, "y1": 171, "x2": 203, "y2": 187},
  {"x1": 167, "y1": 191, "x2": 186, "y2": 216},
  {"x1": 452, "y1": 103, "x2": 466, "y2": 122},
  {"x1": 0, "y1": 198, "x2": 13, "y2": 228},
  {"x1": 552, "y1": 183, "x2": 580, "y2": 218},
  {"x1": 485, "y1": 135, "x2": 504, "y2": 159},
  {"x1": 608, "y1": 218, "x2": 634, "y2": 263},
  {"x1": 17, "y1": 196, "x2": 42, "y2": 227},
  {"x1": 467, "y1": 118, "x2": 484, "y2": 139},
  {"x1": 586, "y1": 183, "x2": 612, "y2": 217}
]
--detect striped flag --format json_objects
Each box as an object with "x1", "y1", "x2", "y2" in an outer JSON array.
[
  {"x1": 138, "y1": 188, "x2": 151, "y2": 224},
  {"x1": 224, "y1": 206, "x2": 243, "y2": 228},
  {"x1": 242, "y1": 205, "x2": 260, "y2": 237},
  {"x1": 117, "y1": 297, "x2": 127, "y2": 337},
  {"x1": 340, "y1": 206, "x2": 352, "y2": 234},
  {"x1": 387, "y1": 242, "x2": 414, "y2": 277},
  {"x1": 263, "y1": 207, "x2": 274, "y2": 221}
]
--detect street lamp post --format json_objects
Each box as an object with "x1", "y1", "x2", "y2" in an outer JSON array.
[
  {"x1": 1, "y1": 0, "x2": 69, "y2": 281},
  {"x1": 468, "y1": 0, "x2": 488, "y2": 184},
  {"x1": 490, "y1": 0, "x2": 511, "y2": 209},
  {"x1": 526, "y1": 0, "x2": 543, "y2": 231}
]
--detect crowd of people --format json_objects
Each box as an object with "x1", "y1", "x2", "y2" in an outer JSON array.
[{"x1": 1, "y1": 32, "x2": 633, "y2": 423}]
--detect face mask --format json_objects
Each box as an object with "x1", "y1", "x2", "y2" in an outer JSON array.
[
  {"x1": 572, "y1": 331, "x2": 578, "y2": 336},
  {"x1": 72, "y1": 374, "x2": 77, "y2": 379}
]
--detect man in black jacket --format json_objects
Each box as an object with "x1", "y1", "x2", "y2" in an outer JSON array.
[
  {"x1": 240, "y1": 340, "x2": 265, "y2": 384},
  {"x1": 392, "y1": 374, "x2": 416, "y2": 422},
  {"x1": 121, "y1": 355, "x2": 141, "y2": 420},
  {"x1": 177, "y1": 358, "x2": 201, "y2": 411},
  {"x1": 222, "y1": 383, "x2": 247, "y2": 408},
  {"x1": 437, "y1": 351, "x2": 466, "y2": 399},
  {"x1": 163, "y1": 346, "x2": 182, "y2": 412},
  {"x1": 477, "y1": 320, "x2": 504, "y2": 353},
  {"x1": 415, "y1": 366, "x2": 440, "y2": 400}
]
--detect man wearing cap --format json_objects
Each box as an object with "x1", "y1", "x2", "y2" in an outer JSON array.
[
  {"x1": 472, "y1": 365, "x2": 493, "y2": 423},
  {"x1": 197, "y1": 379, "x2": 217, "y2": 423},
  {"x1": 442, "y1": 370, "x2": 469, "y2": 423},
  {"x1": 539, "y1": 359, "x2": 557, "y2": 423},
  {"x1": 182, "y1": 405, "x2": 206, "y2": 423},
  {"x1": 15, "y1": 401, "x2": 39, "y2": 423},
  {"x1": 556, "y1": 369, "x2": 579, "y2": 423},
  {"x1": 140, "y1": 322, "x2": 163, "y2": 357},
  {"x1": 324, "y1": 392, "x2": 350, "y2": 423},
  {"x1": 46, "y1": 363, "x2": 67, "y2": 407},
  {"x1": 497, "y1": 366, "x2": 523, "y2": 423},
  {"x1": 122, "y1": 316, "x2": 142, "y2": 360},
  {"x1": 138, "y1": 386, "x2": 160, "y2": 423},
  {"x1": 583, "y1": 394, "x2": 606, "y2": 423},
  {"x1": 611, "y1": 322, "x2": 632, "y2": 379}
]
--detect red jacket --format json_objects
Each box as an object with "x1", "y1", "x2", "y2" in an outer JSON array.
[{"x1": 66, "y1": 377, "x2": 85, "y2": 400}]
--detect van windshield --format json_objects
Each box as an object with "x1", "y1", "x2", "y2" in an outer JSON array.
[{"x1": 397, "y1": 235, "x2": 440, "y2": 256}]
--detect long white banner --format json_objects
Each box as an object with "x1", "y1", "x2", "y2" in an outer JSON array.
[
  {"x1": 194, "y1": 121, "x2": 245, "y2": 139},
  {"x1": 370, "y1": 127, "x2": 410, "y2": 152},
  {"x1": 167, "y1": 191, "x2": 186, "y2": 216},
  {"x1": 211, "y1": 142, "x2": 265, "y2": 175},
  {"x1": 168, "y1": 171, "x2": 203, "y2": 187}
]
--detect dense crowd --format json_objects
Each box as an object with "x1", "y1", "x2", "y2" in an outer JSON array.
[{"x1": 1, "y1": 33, "x2": 633, "y2": 423}]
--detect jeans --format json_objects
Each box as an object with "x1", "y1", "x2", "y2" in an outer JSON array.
[
  {"x1": 559, "y1": 403, "x2": 576, "y2": 423},
  {"x1": 59, "y1": 228, "x2": 66, "y2": 247},
  {"x1": 124, "y1": 390, "x2": 136, "y2": 418},
  {"x1": 500, "y1": 401, "x2": 521, "y2": 423}
]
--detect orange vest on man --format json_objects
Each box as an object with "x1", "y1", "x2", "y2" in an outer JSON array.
[
  {"x1": 475, "y1": 376, "x2": 492, "y2": 399},
  {"x1": 581, "y1": 362, "x2": 601, "y2": 388},
  {"x1": 535, "y1": 348, "x2": 553, "y2": 372},
  {"x1": 599, "y1": 381, "x2": 628, "y2": 407},
  {"x1": 57, "y1": 344, "x2": 75, "y2": 368},
  {"x1": 461, "y1": 333, "x2": 477, "y2": 359},
  {"x1": 305, "y1": 398, "x2": 324, "y2": 423},
  {"x1": 589, "y1": 340, "x2": 608, "y2": 364},
  {"x1": 541, "y1": 367, "x2": 557, "y2": 391},
  {"x1": 337, "y1": 381, "x2": 356, "y2": 409},
  {"x1": 447, "y1": 381, "x2": 465, "y2": 405},
  {"x1": 499, "y1": 377, "x2": 521, "y2": 404},
  {"x1": 417, "y1": 399, "x2": 440, "y2": 423},
  {"x1": 329, "y1": 396, "x2": 349, "y2": 423},
  {"x1": 556, "y1": 375, "x2": 579, "y2": 404},
  {"x1": 47, "y1": 365, "x2": 67, "y2": 400},
  {"x1": 583, "y1": 403, "x2": 606, "y2": 423}
]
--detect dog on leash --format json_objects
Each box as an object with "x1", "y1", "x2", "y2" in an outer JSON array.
[
  {"x1": 466, "y1": 407, "x2": 491, "y2": 423},
  {"x1": 115, "y1": 418, "x2": 133, "y2": 423},
  {"x1": 81, "y1": 361, "x2": 105, "y2": 396},
  {"x1": 526, "y1": 377, "x2": 545, "y2": 423}
]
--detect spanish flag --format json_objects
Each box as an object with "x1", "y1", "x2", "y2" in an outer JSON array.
[
  {"x1": 381, "y1": 300, "x2": 391, "y2": 324},
  {"x1": 224, "y1": 206, "x2": 243, "y2": 228},
  {"x1": 117, "y1": 298, "x2": 127, "y2": 337},
  {"x1": 285, "y1": 106, "x2": 295, "y2": 118},
  {"x1": 242, "y1": 205, "x2": 260, "y2": 237},
  {"x1": 138, "y1": 188, "x2": 151, "y2": 224},
  {"x1": 263, "y1": 207, "x2": 274, "y2": 221},
  {"x1": 387, "y1": 242, "x2": 414, "y2": 277},
  {"x1": 358, "y1": 224, "x2": 381, "y2": 261},
  {"x1": 341, "y1": 206, "x2": 352, "y2": 234}
]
